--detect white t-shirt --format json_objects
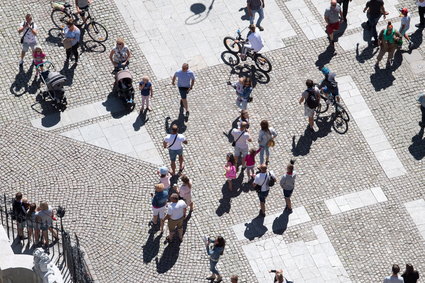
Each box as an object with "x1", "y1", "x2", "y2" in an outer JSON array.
[
  {"x1": 231, "y1": 129, "x2": 250, "y2": 149},
  {"x1": 20, "y1": 21, "x2": 37, "y2": 44},
  {"x1": 247, "y1": 32, "x2": 263, "y2": 52},
  {"x1": 383, "y1": 275, "x2": 404, "y2": 283},
  {"x1": 167, "y1": 200, "x2": 187, "y2": 220},
  {"x1": 254, "y1": 171, "x2": 275, "y2": 192},
  {"x1": 400, "y1": 15, "x2": 410, "y2": 30},
  {"x1": 164, "y1": 134, "x2": 186, "y2": 150}
]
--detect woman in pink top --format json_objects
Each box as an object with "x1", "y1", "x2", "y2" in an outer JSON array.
[
  {"x1": 224, "y1": 153, "x2": 237, "y2": 190},
  {"x1": 178, "y1": 175, "x2": 193, "y2": 211},
  {"x1": 33, "y1": 45, "x2": 46, "y2": 76},
  {"x1": 244, "y1": 148, "x2": 261, "y2": 182},
  {"x1": 158, "y1": 166, "x2": 171, "y2": 189}
]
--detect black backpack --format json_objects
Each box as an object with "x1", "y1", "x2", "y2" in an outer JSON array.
[{"x1": 306, "y1": 89, "x2": 319, "y2": 109}]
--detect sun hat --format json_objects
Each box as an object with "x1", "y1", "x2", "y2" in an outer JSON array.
[
  {"x1": 399, "y1": 8, "x2": 408, "y2": 16},
  {"x1": 159, "y1": 166, "x2": 169, "y2": 175}
]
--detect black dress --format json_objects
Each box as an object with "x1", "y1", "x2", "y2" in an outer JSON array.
[{"x1": 402, "y1": 271, "x2": 420, "y2": 283}]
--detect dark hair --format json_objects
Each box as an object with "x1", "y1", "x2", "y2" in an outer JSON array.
[
  {"x1": 403, "y1": 264, "x2": 414, "y2": 274},
  {"x1": 287, "y1": 164, "x2": 294, "y2": 174},
  {"x1": 171, "y1": 124, "x2": 178, "y2": 134},
  {"x1": 215, "y1": 236, "x2": 226, "y2": 255},
  {"x1": 260, "y1": 120, "x2": 270, "y2": 134},
  {"x1": 392, "y1": 264, "x2": 400, "y2": 274},
  {"x1": 306, "y1": 79, "x2": 314, "y2": 88},
  {"x1": 66, "y1": 19, "x2": 74, "y2": 26},
  {"x1": 227, "y1": 153, "x2": 235, "y2": 165},
  {"x1": 15, "y1": 192, "x2": 23, "y2": 201},
  {"x1": 180, "y1": 174, "x2": 190, "y2": 184},
  {"x1": 290, "y1": 159, "x2": 296, "y2": 165},
  {"x1": 29, "y1": 203, "x2": 36, "y2": 213}
]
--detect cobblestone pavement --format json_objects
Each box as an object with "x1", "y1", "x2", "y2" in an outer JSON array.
[{"x1": 1, "y1": 0, "x2": 425, "y2": 282}]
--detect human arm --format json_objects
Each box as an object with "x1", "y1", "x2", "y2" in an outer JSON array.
[
  {"x1": 75, "y1": 0, "x2": 81, "y2": 12},
  {"x1": 189, "y1": 77, "x2": 195, "y2": 90},
  {"x1": 109, "y1": 50, "x2": 115, "y2": 63},
  {"x1": 247, "y1": 0, "x2": 252, "y2": 16},
  {"x1": 299, "y1": 95, "x2": 305, "y2": 105},
  {"x1": 164, "y1": 213, "x2": 171, "y2": 221},
  {"x1": 172, "y1": 74, "x2": 176, "y2": 85},
  {"x1": 150, "y1": 84, "x2": 153, "y2": 97},
  {"x1": 183, "y1": 207, "x2": 187, "y2": 218},
  {"x1": 139, "y1": 82, "x2": 145, "y2": 90},
  {"x1": 381, "y1": 5, "x2": 388, "y2": 19},
  {"x1": 124, "y1": 49, "x2": 131, "y2": 64}
]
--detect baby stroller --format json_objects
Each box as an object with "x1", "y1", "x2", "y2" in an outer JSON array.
[
  {"x1": 36, "y1": 61, "x2": 67, "y2": 112},
  {"x1": 114, "y1": 69, "x2": 135, "y2": 110}
]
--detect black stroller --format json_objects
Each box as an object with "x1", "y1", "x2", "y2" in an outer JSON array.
[
  {"x1": 36, "y1": 61, "x2": 67, "y2": 112},
  {"x1": 113, "y1": 69, "x2": 135, "y2": 111}
]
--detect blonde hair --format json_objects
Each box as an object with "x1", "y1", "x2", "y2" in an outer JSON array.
[
  {"x1": 39, "y1": 201, "x2": 49, "y2": 210},
  {"x1": 142, "y1": 76, "x2": 149, "y2": 81},
  {"x1": 155, "y1": 183, "x2": 164, "y2": 191},
  {"x1": 116, "y1": 38, "x2": 125, "y2": 45}
]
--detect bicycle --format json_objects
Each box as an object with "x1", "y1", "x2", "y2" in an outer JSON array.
[
  {"x1": 51, "y1": 1, "x2": 108, "y2": 43},
  {"x1": 222, "y1": 29, "x2": 272, "y2": 73},
  {"x1": 315, "y1": 88, "x2": 350, "y2": 134}
]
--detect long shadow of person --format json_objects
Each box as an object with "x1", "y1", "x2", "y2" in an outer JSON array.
[
  {"x1": 409, "y1": 28, "x2": 423, "y2": 52},
  {"x1": 215, "y1": 176, "x2": 244, "y2": 216},
  {"x1": 223, "y1": 117, "x2": 239, "y2": 143},
  {"x1": 291, "y1": 129, "x2": 315, "y2": 157},
  {"x1": 133, "y1": 109, "x2": 149, "y2": 130},
  {"x1": 244, "y1": 215, "x2": 268, "y2": 240},
  {"x1": 238, "y1": 7, "x2": 250, "y2": 21},
  {"x1": 370, "y1": 66, "x2": 395, "y2": 91},
  {"x1": 142, "y1": 230, "x2": 163, "y2": 263},
  {"x1": 314, "y1": 115, "x2": 333, "y2": 138},
  {"x1": 155, "y1": 241, "x2": 181, "y2": 273},
  {"x1": 10, "y1": 64, "x2": 34, "y2": 97},
  {"x1": 333, "y1": 21, "x2": 348, "y2": 42},
  {"x1": 408, "y1": 127, "x2": 425, "y2": 160},
  {"x1": 60, "y1": 60, "x2": 76, "y2": 86},
  {"x1": 103, "y1": 92, "x2": 126, "y2": 119},
  {"x1": 165, "y1": 106, "x2": 187, "y2": 134},
  {"x1": 355, "y1": 43, "x2": 379, "y2": 63},
  {"x1": 390, "y1": 50, "x2": 403, "y2": 72},
  {"x1": 315, "y1": 44, "x2": 337, "y2": 69},
  {"x1": 272, "y1": 210, "x2": 290, "y2": 235}
]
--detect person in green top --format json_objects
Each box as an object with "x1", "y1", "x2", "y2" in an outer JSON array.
[{"x1": 376, "y1": 21, "x2": 402, "y2": 68}]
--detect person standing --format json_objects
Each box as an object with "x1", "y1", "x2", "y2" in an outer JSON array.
[
  {"x1": 258, "y1": 120, "x2": 277, "y2": 165},
  {"x1": 363, "y1": 0, "x2": 387, "y2": 46},
  {"x1": 139, "y1": 76, "x2": 153, "y2": 112},
  {"x1": 18, "y1": 14, "x2": 38, "y2": 66},
  {"x1": 12, "y1": 192, "x2": 27, "y2": 240},
  {"x1": 280, "y1": 160, "x2": 296, "y2": 213},
  {"x1": 163, "y1": 125, "x2": 187, "y2": 176},
  {"x1": 416, "y1": 0, "x2": 425, "y2": 28},
  {"x1": 150, "y1": 184, "x2": 169, "y2": 233},
  {"x1": 338, "y1": 0, "x2": 352, "y2": 22},
  {"x1": 376, "y1": 22, "x2": 402, "y2": 68},
  {"x1": 172, "y1": 63, "x2": 196, "y2": 117},
  {"x1": 247, "y1": 0, "x2": 265, "y2": 31},
  {"x1": 75, "y1": 0, "x2": 92, "y2": 24},
  {"x1": 417, "y1": 93, "x2": 425, "y2": 128},
  {"x1": 384, "y1": 264, "x2": 404, "y2": 283},
  {"x1": 324, "y1": 0, "x2": 343, "y2": 47},
  {"x1": 399, "y1": 8, "x2": 413, "y2": 49},
  {"x1": 178, "y1": 175, "x2": 194, "y2": 211},
  {"x1": 231, "y1": 121, "x2": 252, "y2": 169},
  {"x1": 253, "y1": 164, "x2": 276, "y2": 216},
  {"x1": 109, "y1": 38, "x2": 131, "y2": 71},
  {"x1": 401, "y1": 264, "x2": 420, "y2": 283},
  {"x1": 164, "y1": 193, "x2": 187, "y2": 243},
  {"x1": 205, "y1": 236, "x2": 226, "y2": 282},
  {"x1": 63, "y1": 19, "x2": 81, "y2": 66},
  {"x1": 299, "y1": 79, "x2": 320, "y2": 132}
]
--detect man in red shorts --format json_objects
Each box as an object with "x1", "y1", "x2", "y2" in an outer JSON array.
[{"x1": 324, "y1": 0, "x2": 343, "y2": 47}]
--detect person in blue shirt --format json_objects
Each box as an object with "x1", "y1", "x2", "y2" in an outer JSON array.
[
  {"x1": 62, "y1": 19, "x2": 81, "y2": 66},
  {"x1": 320, "y1": 67, "x2": 340, "y2": 103},
  {"x1": 172, "y1": 63, "x2": 196, "y2": 117},
  {"x1": 139, "y1": 76, "x2": 153, "y2": 112},
  {"x1": 205, "y1": 236, "x2": 226, "y2": 282},
  {"x1": 150, "y1": 183, "x2": 169, "y2": 233}
]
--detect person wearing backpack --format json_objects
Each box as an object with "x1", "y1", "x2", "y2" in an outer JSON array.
[
  {"x1": 163, "y1": 125, "x2": 188, "y2": 176},
  {"x1": 299, "y1": 79, "x2": 321, "y2": 132},
  {"x1": 252, "y1": 164, "x2": 276, "y2": 217},
  {"x1": 18, "y1": 14, "x2": 38, "y2": 66}
]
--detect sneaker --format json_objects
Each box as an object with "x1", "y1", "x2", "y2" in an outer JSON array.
[
  {"x1": 19, "y1": 60, "x2": 24, "y2": 66},
  {"x1": 408, "y1": 41, "x2": 413, "y2": 48},
  {"x1": 256, "y1": 25, "x2": 264, "y2": 31}
]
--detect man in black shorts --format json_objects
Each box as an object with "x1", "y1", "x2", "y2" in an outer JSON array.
[{"x1": 75, "y1": 0, "x2": 92, "y2": 24}]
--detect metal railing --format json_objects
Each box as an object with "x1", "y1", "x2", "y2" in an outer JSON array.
[{"x1": 0, "y1": 193, "x2": 96, "y2": 283}]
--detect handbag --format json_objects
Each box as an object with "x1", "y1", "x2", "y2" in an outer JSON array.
[
  {"x1": 231, "y1": 130, "x2": 245, "y2": 147},
  {"x1": 20, "y1": 22, "x2": 33, "y2": 44},
  {"x1": 255, "y1": 173, "x2": 268, "y2": 192},
  {"x1": 62, "y1": 38, "x2": 73, "y2": 49}
]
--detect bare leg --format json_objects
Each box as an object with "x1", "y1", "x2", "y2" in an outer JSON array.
[
  {"x1": 178, "y1": 155, "x2": 184, "y2": 171},
  {"x1": 260, "y1": 202, "x2": 266, "y2": 214},
  {"x1": 170, "y1": 161, "x2": 176, "y2": 175},
  {"x1": 20, "y1": 51, "x2": 26, "y2": 61},
  {"x1": 152, "y1": 215, "x2": 158, "y2": 225},
  {"x1": 189, "y1": 202, "x2": 194, "y2": 211},
  {"x1": 285, "y1": 197, "x2": 292, "y2": 210},
  {"x1": 182, "y1": 98, "x2": 189, "y2": 112},
  {"x1": 308, "y1": 116, "x2": 314, "y2": 128},
  {"x1": 160, "y1": 218, "x2": 165, "y2": 232}
]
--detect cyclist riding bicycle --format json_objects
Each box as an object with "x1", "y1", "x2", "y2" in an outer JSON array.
[
  {"x1": 75, "y1": 0, "x2": 92, "y2": 24},
  {"x1": 236, "y1": 24, "x2": 264, "y2": 60},
  {"x1": 319, "y1": 67, "x2": 340, "y2": 103}
]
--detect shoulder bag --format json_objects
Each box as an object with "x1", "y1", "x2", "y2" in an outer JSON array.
[
  {"x1": 255, "y1": 173, "x2": 268, "y2": 192},
  {"x1": 20, "y1": 22, "x2": 33, "y2": 44},
  {"x1": 167, "y1": 134, "x2": 179, "y2": 148},
  {"x1": 232, "y1": 130, "x2": 245, "y2": 147}
]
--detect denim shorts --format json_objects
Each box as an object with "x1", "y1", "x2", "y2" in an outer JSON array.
[
  {"x1": 178, "y1": 87, "x2": 189, "y2": 99},
  {"x1": 40, "y1": 223, "x2": 49, "y2": 231},
  {"x1": 284, "y1": 189, "x2": 293, "y2": 198},
  {"x1": 258, "y1": 190, "x2": 269, "y2": 203},
  {"x1": 169, "y1": 148, "x2": 183, "y2": 161}
]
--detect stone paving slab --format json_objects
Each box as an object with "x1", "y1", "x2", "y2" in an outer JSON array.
[
  {"x1": 338, "y1": 75, "x2": 407, "y2": 178},
  {"x1": 404, "y1": 199, "x2": 425, "y2": 240},
  {"x1": 285, "y1": 0, "x2": 326, "y2": 40}
]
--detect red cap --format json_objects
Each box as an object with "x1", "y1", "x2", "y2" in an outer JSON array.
[{"x1": 399, "y1": 8, "x2": 408, "y2": 15}]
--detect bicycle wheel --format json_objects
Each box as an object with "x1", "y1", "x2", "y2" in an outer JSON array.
[
  {"x1": 221, "y1": 51, "x2": 240, "y2": 66},
  {"x1": 332, "y1": 115, "x2": 348, "y2": 134},
  {"x1": 223, "y1": 37, "x2": 241, "y2": 53},
  {"x1": 316, "y1": 97, "x2": 329, "y2": 114},
  {"x1": 254, "y1": 54, "x2": 272, "y2": 73},
  {"x1": 51, "y1": 10, "x2": 71, "y2": 29},
  {"x1": 335, "y1": 103, "x2": 350, "y2": 122},
  {"x1": 87, "y1": 21, "x2": 108, "y2": 43},
  {"x1": 254, "y1": 69, "x2": 270, "y2": 84}
]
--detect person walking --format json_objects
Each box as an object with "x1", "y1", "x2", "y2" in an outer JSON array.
[
  {"x1": 247, "y1": 0, "x2": 265, "y2": 31},
  {"x1": 139, "y1": 76, "x2": 153, "y2": 112},
  {"x1": 63, "y1": 19, "x2": 81, "y2": 66},
  {"x1": 244, "y1": 148, "x2": 261, "y2": 182},
  {"x1": 231, "y1": 121, "x2": 252, "y2": 169},
  {"x1": 224, "y1": 153, "x2": 237, "y2": 191},
  {"x1": 280, "y1": 160, "x2": 296, "y2": 213},
  {"x1": 253, "y1": 164, "x2": 276, "y2": 216},
  {"x1": 230, "y1": 77, "x2": 253, "y2": 110},
  {"x1": 324, "y1": 0, "x2": 343, "y2": 47},
  {"x1": 258, "y1": 120, "x2": 277, "y2": 165},
  {"x1": 338, "y1": 0, "x2": 352, "y2": 22},
  {"x1": 299, "y1": 79, "x2": 320, "y2": 132},
  {"x1": 238, "y1": 109, "x2": 250, "y2": 129},
  {"x1": 163, "y1": 125, "x2": 187, "y2": 176},
  {"x1": 401, "y1": 264, "x2": 420, "y2": 283},
  {"x1": 150, "y1": 183, "x2": 169, "y2": 233},
  {"x1": 416, "y1": 0, "x2": 425, "y2": 28},
  {"x1": 363, "y1": 0, "x2": 387, "y2": 46},
  {"x1": 18, "y1": 14, "x2": 38, "y2": 66},
  {"x1": 164, "y1": 193, "x2": 187, "y2": 243},
  {"x1": 158, "y1": 166, "x2": 171, "y2": 190},
  {"x1": 75, "y1": 0, "x2": 92, "y2": 24},
  {"x1": 205, "y1": 236, "x2": 226, "y2": 282},
  {"x1": 172, "y1": 63, "x2": 196, "y2": 117},
  {"x1": 399, "y1": 8, "x2": 413, "y2": 49},
  {"x1": 417, "y1": 93, "x2": 425, "y2": 128},
  {"x1": 231, "y1": 275, "x2": 239, "y2": 283},
  {"x1": 12, "y1": 192, "x2": 27, "y2": 240},
  {"x1": 384, "y1": 264, "x2": 404, "y2": 283},
  {"x1": 178, "y1": 175, "x2": 194, "y2": 211},
  {"x1": 376, "y1": 22, "x2": 402, "y2": 68}
]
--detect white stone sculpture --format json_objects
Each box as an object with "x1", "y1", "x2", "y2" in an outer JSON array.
[{"x1": 33, "y1": 248, "x2": 64, "y2": 283}]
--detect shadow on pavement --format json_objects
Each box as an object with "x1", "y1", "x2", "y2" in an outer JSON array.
[
  {"x1": 355, "y1": 43, "x2": 379, "y2": 64},
  {"x1": 315, "y1": 45, "x2": 337, "y2": 69},
  {"x1": 272, "y1": 210, "x2": 290, "y2": 235},
  {"x1": 133, "y1": 109, "x2": 149, "y2": 130},
  {"x1": 142, "y1": 230, "x2": 162, "y2": 264},
  {"x1": 244, "y1": 215, "x2": 267, "y2": 240},
  {"x1": 164, "y1": 106, "x2": 187, "y2": 134},
  {"x1": 185, "y1": 0, "x2": 215, "y2": 25},
  {"x1": 215, "y1": 172, "x2": 245, "y2": 216},
  {"x1": 102, "y1": 92, "x2": 127, "y2": 119},
  {"x1": 155, "y1": 241, "x2": 181, "y2": 273},
  {"x1": 10, "y1": 64, "x2": 34, "y2": 97},
  {"x1": 409, "y1": 127, "x2": 425, "y2": 160},
  {"x1": 370, "y1": 67, "x2": 395, "y2": 91}
]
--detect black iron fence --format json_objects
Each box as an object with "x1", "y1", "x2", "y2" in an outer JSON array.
[{"x1": 0, "y1": 194, "x2": 96, "y2": 283}]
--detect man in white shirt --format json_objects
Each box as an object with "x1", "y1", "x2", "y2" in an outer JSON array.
[
  {"x1": 164, "y1": 193, "x2": 187, "y2": 242},
  {"x1": 231, "y1": 122, "x2": 251, "y2": 169},
  {"x1": 163, "y1": 125, "x2": 188, "y2": 176},
  {"x1": 240, "y1": 25, "x2": 264, "y2": 60},
  {"x1": 18, "y1": 14, "x2": 38, "y2": 66},
  {"x1": 252, "y1": 164, "x2": 275, "y2": 216},
  {"x1": 383, "y1": 264, "x2": 404, "y2": 283}
]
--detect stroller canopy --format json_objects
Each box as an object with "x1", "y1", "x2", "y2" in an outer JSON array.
[
  {"x1": 115, "y1": 70, "x2": 132, "y2": 82},
  {"x1": 46, "y1": 72, "x2": 67, "y2": 91}
]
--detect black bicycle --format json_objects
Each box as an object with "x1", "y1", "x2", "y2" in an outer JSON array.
[
  {"x1": 315, "y1": 90, "x2": 350, "y2": 134},
  {"x1": 51, "y1": 1, "x2": 108, "y2": 43},
  {"x1": 222, "y1": 29, "x2": 272, "y2": 73}
]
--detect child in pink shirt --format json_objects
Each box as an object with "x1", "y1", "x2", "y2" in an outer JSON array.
[
  {"x1": 244, "y1": 148, "x2": 261, "y2": 182},
  {"x1": 224, "y1": 153, "x2": 236, "y2": 190},
  {"x1": 33, "y1": 46, "x2": 46, "y2": 76}
]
